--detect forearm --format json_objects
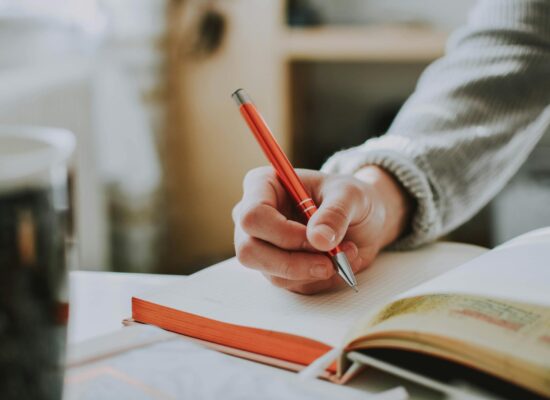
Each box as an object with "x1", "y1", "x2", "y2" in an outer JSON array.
[{"x1": 323, "y1": 0, "x2": 550, "y2": 247}]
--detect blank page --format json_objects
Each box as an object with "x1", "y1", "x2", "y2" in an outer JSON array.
[
  {"x1": 400, "y1": 241, "x2": 550, "y2": 307},
  {"x1": 136, "y1": 242, "x2": 486, "y2": 347}
]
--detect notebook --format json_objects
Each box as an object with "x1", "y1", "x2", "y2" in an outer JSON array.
[{"x1": 131, "y1": 228, "x2": 550, "y2": 398}]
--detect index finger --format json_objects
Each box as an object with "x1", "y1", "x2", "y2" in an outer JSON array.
[
  {"x1": 241, "y1": 167, "x2": 287, "y2": 210},
  {"x1": 236, "y1": 168, "x2": 315, "y2": 251}
]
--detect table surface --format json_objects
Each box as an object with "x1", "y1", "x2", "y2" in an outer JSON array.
[
  {"x1": 68, "y1": 270, "x2": 184, "y2": 344},
  {"x1": 65, "y1": 271, "x2": 458, "y2": 399}
]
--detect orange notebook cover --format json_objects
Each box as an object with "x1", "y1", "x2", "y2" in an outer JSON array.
[{"x1": 132, "y1": 296, "x2": 334, "y2": 372}]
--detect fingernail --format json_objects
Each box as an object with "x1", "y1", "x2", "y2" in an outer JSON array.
[
  {"x1": 314, "y1": 224, "x2": 336, "y2": 244},
  {"x1": 310, "y1": 265, "x2": 330, "y2": 278},
  {"x1": 341, "y1": 242, "x2": 358, "y2": 260}
]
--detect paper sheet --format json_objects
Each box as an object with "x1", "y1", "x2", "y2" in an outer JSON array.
[
  {"x1": 137, "y1": 242, "x2": 486, "y2": 346},
  {"x1": 64, "y1": 325, "x2": 379, "y2": 400},
  {"x1": 397, "y1": 241, "x2": 550, "y2": 307}
]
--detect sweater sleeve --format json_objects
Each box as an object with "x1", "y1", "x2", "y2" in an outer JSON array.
[{"x1": 321, "y1": 0, "x2": 550, "y2": 248}]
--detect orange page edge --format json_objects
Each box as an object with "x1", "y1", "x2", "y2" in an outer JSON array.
[{"x1": 132, "y1": 297, "x2": 337, "y2": 373}]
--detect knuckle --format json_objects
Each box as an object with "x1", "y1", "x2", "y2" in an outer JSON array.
[
  {"x1": 324, "y1": 202, "x2": 349, "y2": 223},
  {"x1": 240, "y1": 205, "x2": 262, "y2": 232},
  {"x1": 231, "y1": 202, "x2": 242, "y2": 223},
  {"x1": 280, "y1": 254, "x2": 295, "y2": 280},
  {"x1": 243, "y1": 169, "x2": 259, "y2": 184},
  {"x1": 277, "y1": 233, "x2": 299, "y2": 250},
  {"x1": 235, "y1": 238, "x2": 256, "y2": 265},
  {"x1": 244, "y1": 167, "x2": 272, "y2": 186},
  {"x1": 343, "y1": 182, "x2": 363, "y2": 201},
  {"x1": 284, "y1": 252, "x2": 309, "y2": 280}
]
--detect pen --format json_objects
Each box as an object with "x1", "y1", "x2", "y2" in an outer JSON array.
[{"x1": 232, "y1": 88, "x2": 358, "y2": 291}]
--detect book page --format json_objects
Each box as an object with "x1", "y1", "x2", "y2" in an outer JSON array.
[
  {"x1": 497, "y1": 226, "x2": 550, "y2": 250},
  {"x1": 364, "y1": 294, "x2": 550, "y2": 367},
  {"x1": 352, "y1": 294, "x2": 550, "y2": 396},
  {"x1": 395, "y1": 240, "x2": 550, "y2": 307},
  {"x1": 136, "y1": 242, "x2": 486, "y2": 347},
  {"x1": 343, "y1": 229, "x2": 550, "y2": 395}
]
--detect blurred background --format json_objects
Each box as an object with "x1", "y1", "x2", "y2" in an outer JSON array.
[{"x1": 2, "y1": 0, "x2": 549, "y2": 275}]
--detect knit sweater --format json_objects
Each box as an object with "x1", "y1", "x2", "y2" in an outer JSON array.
[{"x1": 321, "y1": 0, "x2": 550, "y2": 248}]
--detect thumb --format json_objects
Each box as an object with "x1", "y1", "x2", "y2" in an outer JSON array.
[{"x1": 306, "y1": 185, "x2": 365, "y2": 251}]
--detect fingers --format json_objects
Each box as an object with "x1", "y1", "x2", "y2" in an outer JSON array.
[
  {"x1": 236, "y1": 202, "x2": 312, "y2": 251},
  {"x1": 239, "y1": 167, "x2": 286, "y2": 210},
  {"x1": 234, "y1": 167, "x2": 316, "y2": 251},
  {"x1": 307, "y1": 182, "x2": 370, "y2": 252},
  {"x1": 236, "y1": 219, "x2": 361, "y2": 281},
  {"x1": 266, "y1": 250, "x2": 364, "y2": 295},
  {"x1": 235, "y1": 226, "x2": 335, "y2": 280}
]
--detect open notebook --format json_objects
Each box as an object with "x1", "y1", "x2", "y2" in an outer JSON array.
[{"x1": 132, "y1": 228, "x2": 550, "y2": 398}]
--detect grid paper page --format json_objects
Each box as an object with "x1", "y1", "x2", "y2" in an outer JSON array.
[{"x1": 137, "y1": 243, "x2": 486, "y2": 347}]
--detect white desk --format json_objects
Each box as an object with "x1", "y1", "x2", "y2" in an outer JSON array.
[
  {"x1": 68, "y1": 271, "x2": 182, "y2": 344},
  {"x1": 66, "y1": 271, "x2": 443, "y2": 399}
]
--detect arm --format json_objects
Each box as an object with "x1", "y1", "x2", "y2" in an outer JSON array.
[{"x1": 323, "y1": 0, "x2": 550, "y2": 248}]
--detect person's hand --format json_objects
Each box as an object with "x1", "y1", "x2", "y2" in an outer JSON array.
[{"x1": 232, "y1": 165, "x2": 412, "y2": 294}]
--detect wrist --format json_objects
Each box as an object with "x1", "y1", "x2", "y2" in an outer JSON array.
[{"x1": 354, "y1": 165, "x2": 413, "y2": 247}]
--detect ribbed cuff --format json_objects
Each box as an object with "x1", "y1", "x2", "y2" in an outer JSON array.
[{"x1": 321, "y1": 136, "x2": 441, "y2": 249}]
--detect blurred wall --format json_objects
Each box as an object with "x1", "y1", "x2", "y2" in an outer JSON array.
[
  {"x1": 0, "y1": 0, "x2": 167, "y2": 272},
  {"x1": 305, "y1": 0, "x2": 477, "y2": 29}
]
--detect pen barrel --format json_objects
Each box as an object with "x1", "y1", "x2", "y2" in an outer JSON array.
[
  {"x1": 296, "y1": 197, "x2": 317, "y2": 219},
  {"x1": 238, "y1": 102, "x2": 311, "y2": 208},
  {"x1": 234, "y1": 90, "x2": 343, "y2": 259}
]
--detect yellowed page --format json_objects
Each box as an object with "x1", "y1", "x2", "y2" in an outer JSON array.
[
  {"x1": 348, "y1": 227, "x2": 550, "y2": 349},
  {"x1": 136, "y1": 242, "x2": 486, "y2": 347},
  {"x1": 364, "y1": 294, "x2": 550, "y2": 366},
  {"x1": 344, "y1": 229, "x2": 550, "y2": 395},
  {"x1": 352, "y1": 294, "x2": 550, "y2": 396}
]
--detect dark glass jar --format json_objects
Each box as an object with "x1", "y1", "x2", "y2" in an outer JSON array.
[{"x1": 0, "y1": 127, "x2": 74, "y2": 400}]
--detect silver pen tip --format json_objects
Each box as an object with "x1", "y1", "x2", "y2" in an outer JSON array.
[{"x1": 331, "y1": 252, "x2": 358, "y2": 289}]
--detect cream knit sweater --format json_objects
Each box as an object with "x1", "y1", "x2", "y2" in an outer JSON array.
[{"x1": 322, "y1": 0, "x2": 550, "y2": 248}]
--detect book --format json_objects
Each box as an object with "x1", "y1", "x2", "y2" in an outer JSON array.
[{"x1": 131, "y1": 227, "x2": 550, "y2": 397}]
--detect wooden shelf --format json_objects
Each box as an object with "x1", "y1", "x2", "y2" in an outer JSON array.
[{"x1": 282, "y1": 25, "x2": 448, "y2": 62}]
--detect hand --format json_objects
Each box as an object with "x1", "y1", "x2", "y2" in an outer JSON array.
[{"x1": 232, "y1": 165, "x2": 412, "y2": 294}]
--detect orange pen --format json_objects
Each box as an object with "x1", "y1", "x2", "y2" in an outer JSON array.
[{"x1": 232, "y1": 88, "x2": 358, "y2": 291}]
